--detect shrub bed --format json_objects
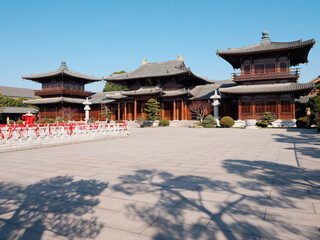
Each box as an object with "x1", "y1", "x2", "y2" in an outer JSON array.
[
  {"x1": 202, "y1": 115, "x2": 217, "y2": 128},
  {"x1": 159, "y1": 118, "x2": 170, "y2": 126},
  {"x1": 296, "y1": 116, "x2": 307, "y2": 128},
  {"x1": 220, "y1": 116, "x2": 234, "y2": 128}
]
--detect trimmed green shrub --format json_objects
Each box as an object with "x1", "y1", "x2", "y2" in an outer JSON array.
[
  {"x1": 16, "y1": 120, "x2": 23, "y2": 124},
  {"x1": 9, "y1": 119, "x2": 14, "y2": 124},
  {"x1": 220, "y1": 116, "x2": 234, "y2": 128},
  {"x1": 202, "y1": 115, "x2": 217, "y2": 128},
  {"x1": 296, "y1": 116, "x2": 307, "y2": 128},
  {"x1": 256, "y1": 112, "x2": 274, "y2": 128},
  {"x1": 55, "y1": 116, "x2": 64, "y2": 123},
  {"x1": 159, "y1": 118, "x2": 170, "y2": 126}
]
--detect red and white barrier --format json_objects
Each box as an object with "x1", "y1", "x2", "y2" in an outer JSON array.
[{"x1": 0, "y1": 121, "x2": 129, "y2": 150}]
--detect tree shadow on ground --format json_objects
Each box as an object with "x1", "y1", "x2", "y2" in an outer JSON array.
[
  {"x1": 112, "y1": 164, "x2": 320, "y2": 240},
  {"x1": 272, "y1": 128, "x2": 320, "y2": 160},
  {"x1": 0, "y1": 176, "x2": 108, "y2": 240}
]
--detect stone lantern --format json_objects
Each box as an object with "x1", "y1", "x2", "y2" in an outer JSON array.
[
  {"x1": 83, "y1": 97, "x2": 92, "y2": 122},
  {"x1": 210, "y1": 90, "x2": 221, "y2": 126}
]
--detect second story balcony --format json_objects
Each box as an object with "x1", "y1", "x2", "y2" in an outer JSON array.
[
  {"x1": 232, "y1": 68, "x2": 300, "y2": 83},
  {"x1": 35, "y1": 87, "x2": 91, "y2": 97}
]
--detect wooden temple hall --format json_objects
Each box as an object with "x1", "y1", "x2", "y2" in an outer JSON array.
[{"x1": 23, "y1": 32, "x2": 316, "y2": 122}]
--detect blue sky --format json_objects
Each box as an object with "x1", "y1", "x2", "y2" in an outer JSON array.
[{"x1": 0, "y1": 0, "x2": 319, "y2": 92}]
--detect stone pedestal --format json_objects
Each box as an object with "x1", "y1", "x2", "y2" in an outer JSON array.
[{"x1": 245, "y1": 119, "x2": 257, "y2": 129}]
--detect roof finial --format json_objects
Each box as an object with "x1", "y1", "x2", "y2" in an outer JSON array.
[
  {"x1": 60, "y1": 61, "x2": 68, "y2": 69},
  {"x1": 261, "y1": 31, "x2": 271, "y2": 42},
  {"x1": 142, "y1": 58, "x2": 147, "y2": 65},
  {"x1": 177, "y1": 54, "x2": 183, "y2": 61}
]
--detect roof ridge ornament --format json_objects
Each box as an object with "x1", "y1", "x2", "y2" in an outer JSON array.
[
  {"x1": 142, "y1": 58, "x2": 147, "y2": 65},
  {"x1": 60, "y1": 61, "x2": 68, "y2": 69},
  {"x1": 177, "y1": 54, "x2": 183, "y2": 61},
  {"x1": 261, "y1": 31, "x2": 271, "y2": 42}
]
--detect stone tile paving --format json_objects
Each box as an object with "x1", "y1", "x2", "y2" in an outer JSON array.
[{"x1": 0, "y1": 127, "x2": 319, "y2": 239}]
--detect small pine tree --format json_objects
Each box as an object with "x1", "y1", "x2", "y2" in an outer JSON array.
[
  {"x1": 100, "y1": 105, "x2": 113, "y2": 120},
  {"x1": 256, "y1": 112, "x2": 275, "y2": 128},
  {"x1": 144, "y1": 98, "x2": 161, "y2": 121}
]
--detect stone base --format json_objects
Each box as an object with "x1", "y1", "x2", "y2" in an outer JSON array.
[
  {"x1": 245, "y1": 119, "x2": 258, "y2": 129},
  {"x1": 271, "y1": 119, "x2": 296, "y2": 128},
  {"x1": 233, "y1": 120, "x2": 245, "y2": 128}
]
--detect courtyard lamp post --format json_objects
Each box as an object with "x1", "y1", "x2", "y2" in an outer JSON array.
[
  {"x1": 83, "y1": 97, "x2": 92, "y2": 122},
  {"x1": 210, "y1": 90, "x2": 221, "y2": 126}
]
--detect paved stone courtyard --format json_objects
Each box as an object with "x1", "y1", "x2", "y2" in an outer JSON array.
[{"x1": 0, "y1": 127, "x2": 319, "y2": 239}]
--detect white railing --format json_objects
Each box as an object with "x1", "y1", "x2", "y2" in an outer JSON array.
[{"x1": 0, "y1": 121, "x2": 129, "y2": 150}]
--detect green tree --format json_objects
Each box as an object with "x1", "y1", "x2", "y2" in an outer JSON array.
[
  {"x1": 307, "y1": 85, "x2": 320, "y2": 113},
  {"x1": 100, "y1": 105, "x2": 113, "y2": 120},
  {"x1": 103, "y1": 70, "x2": 128, "y2": 92},
  {"x1": 144, "y1": 98, "x2": 161, "y2": 121}
]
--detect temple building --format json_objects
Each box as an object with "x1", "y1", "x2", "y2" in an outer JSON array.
[
  {"x1": 23, "y1": 62, "x2": 101, "y2": 121},
  {"x1": 217, "y1": 31, "x2": 315, "y2": 121},
  {"x1": 21, "y1": 32, "x2": 316, "y2": 123},
  {"x1": 102, "y1": 55, "x2": 215, "y2": 120}
]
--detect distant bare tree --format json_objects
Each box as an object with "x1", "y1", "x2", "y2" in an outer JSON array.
[
  {"x1": 188, "y1": 100, "x2": 211, "y2": 123},
  {"x1": 63, "y1": 107, "x2": 77, "y2": 121}
]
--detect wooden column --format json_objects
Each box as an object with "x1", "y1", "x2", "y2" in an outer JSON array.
[
  {"x1": 292, "y1": 100, "x2": 295, "y2": 119},
  {"x1": 181, "y1": 99, "x2": 184, "y2": 120},
  {"x1": 176, "y1": 101, "x2": 180, "y2": 120},
  {"x1": 238, "y1": 98, "x2": 242, "y2": 120},
  {"x1": 252, "y1": 97, "x2": 255, "y2": 119},
  {"x1": 184, "y1": 103, "x2": 188, "y2": 120},
  {"x1": 124, "y1": 102, "x2": 127, "y2": 120},
  {"x1": 173, "y1": 99, "x2": 176, "y2": 120},
  {"x1": 161, "y1": 102, "x2": 164, "y2": 119},
  {"x1": 277, "y1": 97, "x2": 281, "y2": 119},
  {"x1": 134, "y1": 99, "x2": 137, "y2": 120},
  {"x1": 117, "y1": 102, "x2": 120, "y2": 120}
]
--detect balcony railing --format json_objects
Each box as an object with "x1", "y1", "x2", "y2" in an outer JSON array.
[
  {"x1": 35, "y1": 88, "x2": 91, "y2": 97},
  {"x1": 232, "y1": 68, "x2": 300, "y2": 82}
]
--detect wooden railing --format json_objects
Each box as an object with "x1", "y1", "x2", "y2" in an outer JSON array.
[
  {"x1": 232, "y1": 68, "x2": 300, "y2": 82},
  {"x1": 35, "y1": 88, "x2": 91, "y2": 97}
]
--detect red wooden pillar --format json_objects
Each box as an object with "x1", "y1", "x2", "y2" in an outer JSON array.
[
  {"x1": 292, "y1": 100, "x2": 295, "y2": 119},
  {"x1": 173, "y1": 99, "x2": 176, "y2": 120},
  {"x1": 124, "y1": 102, "x2": 127, "y2": 120},
  {"x1": 277, "y1": 97, "x2": 281, "y2": 120},
  {"x1": 134, "y1": 99, "x2": 137, "y2": 120},
  {"x1": 252, "y1": 97, "x2": 256, "y2": 120},
  {"x1": 161, "y1": 102, "x2": 164, "y2": 119},
  {"x1": 117, "y1": 102, "x2": 120, "y2": 120},
  {"x1": 181, "y1": 99, "x2": 185, "y2": 120},
  {"x1": 238, "y1": 98, "x2": 242, "y2": 120}
]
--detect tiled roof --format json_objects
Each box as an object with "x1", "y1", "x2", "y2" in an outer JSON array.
[
  {"x1": 122, "y1": 87, "x2": 163, "y2": 96},
  {"x1": 190, "y1": 80, "x2": 236, "y2": 99},
  {"x1": 1, "y1": 107, "x2": 38, "y2": 114},
  {"x1": 216, "y1": 38, "x2": 315, "y2": 68},
  {"x1": 217, "y1": 39, "x2": 315, "y2": 55},
  {"x1": 22, "y1": 62, "x2": 101, "y2": 82},
  {"x1": 23, "y1": 97, "x2": 85, "y2": 105},
  {"x1": 0, "y1": 86, "x2": 36, "y2": 99},
  {"x1": 104, "y1": 59, "x2": 210, "y2": 85},
  {"x1": 162, "y1": 89, "x2": 191, "y2": 97},
  {"x1": 89, "y1": 92, "x2": 115, "y2": 104},
  {"x1": 219, "y1": 82, "x2": 315, "y2": 95},
  {"x1": 104, "y1": 60, "x2": 188, "y2": 81}
]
